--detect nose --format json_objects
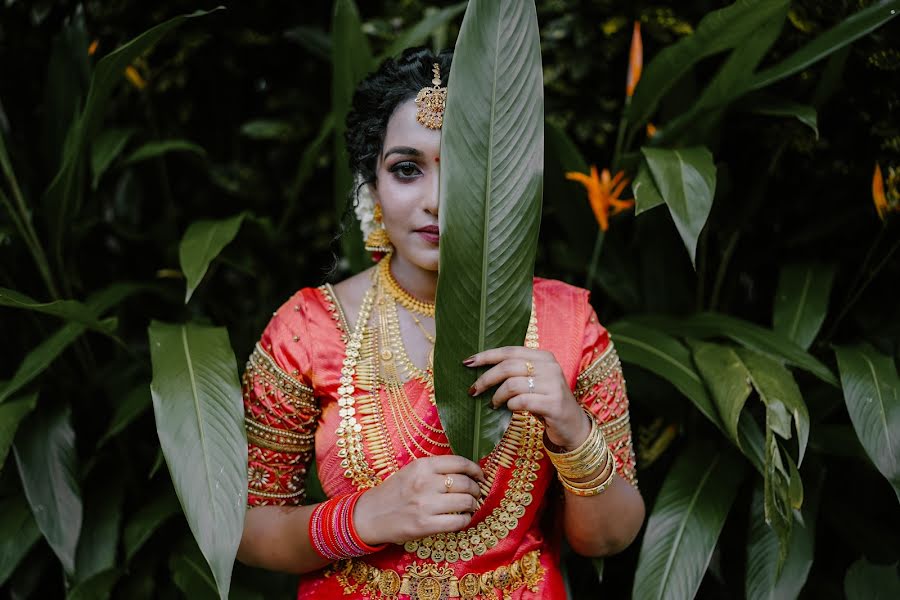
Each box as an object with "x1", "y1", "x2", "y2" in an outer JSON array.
[{"x1": 425, "y1": 165, "x2": 439, "y2": 216}]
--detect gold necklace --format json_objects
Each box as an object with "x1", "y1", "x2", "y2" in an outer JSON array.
[{"x1": 378, "y1": 255, "x2": 436, "y2": 317}]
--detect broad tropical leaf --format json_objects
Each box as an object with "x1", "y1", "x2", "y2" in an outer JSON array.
[
  {"x1": 0, "y1": 287, "x2": 117, "y2": 335},
  {"x1": 332, "y1": 0, "x2": 373, "y2": 272},
  {"x1": 844, "y1": 557, "x2": 900, "y2": 600},
  {"x1": 179, "y1": 213, "x2": 247, "y2": 303},
  {"x1": 745, "y1": 96, "x2": 819, "y2": 139},
  {"x1": 13, "y1": 403, "x2": 82, "y2": 575},
  {"x1": 123, "y1": 139, "x2": 206, "y2": 165},
  {"x1": 626, "y1": 0, "x2": 791, "y2": 139},
  {"x1": 66, "y1": 569, "x2": 122, "y2": 600},
  {"x1": 90, "y1": 127, "x2": 136, "y2": 188},
  {"x1": 0, "y1": 393, "x2": 37, "y2": 470},
  {"x1": 689, "y1": 340, "x2": 752, "y2": 447},
  {"x1": 434, "y1": 0, "x2": 544, "y2": 461},
  {"x1": 0, "y1": 495, "x2": 41, "y2": 586},
  {"x1": 148, "y1": 321, "x2": 247, "y2": 599},
  {"x1": 739, "y1": 348, "x2": 809, "y2": 465},
  {"x1": 633, "y1": 312, "x2": 837, "y2": 386},
  {"x1": 609, "y1": 321, "x2": 720, "y2": 429},
  {"x1": 640, "y1": 147, "x2": 716, "y2": 267},
  {"x1": 632, "y1": 161, "x2": 664, "y2": 215},
  {"x1": 633, "y1": 444, "x2": 746, "y2": 600},
  {"x1": 42, "y1": 8, "x2": 223, "y2": 268},
  {"x1": 745, "y1": 471, "x2": 822, "y2": 599},
  {"x1": 74, "y1": 479, "x2": 124, "y2": 583},
  {"x1": 773, "y1": 263, "x2": 835, "y2": 350},
  {"x1": 834, "y1": 344, "x2": 900, "y2": 501}
]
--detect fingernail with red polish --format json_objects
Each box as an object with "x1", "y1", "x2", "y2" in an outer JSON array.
[
  {"x1": 468, "y1": 385, "x2": 477, "y2": 396},
  {"x1": 462, "y1": 356, "x2": 475, "y2": 366}
]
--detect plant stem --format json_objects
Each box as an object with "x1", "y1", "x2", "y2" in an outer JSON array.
[
  {"x1": 0, "y1": 185, "x2": 60, "y2": 299},
  {"x1": 584, "y1": 230, "x2": 606, "y2": 290}
]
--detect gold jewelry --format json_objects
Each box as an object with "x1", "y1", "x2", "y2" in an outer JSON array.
[
  {"x1": 365, "y1": 204, "x2": 393, "y2": 253},
  {"x1": 378, "y1": 254, "x2": 435, "y2": 317},
  {"x1": 559, "y1": 455, "x2": 617, "y2": 497},
  {"x1": 525, "y1": 360, "x2": 535, "y2": 377},
  {"x1": 545, "y1": 410, "x2": 608, "y2": 479},
  {"x1": 444, "y1": 476, "x2": 454, "y2": 493},
  {"x1": 415, "y1": 63, "x2": 447, "y2": 130}
]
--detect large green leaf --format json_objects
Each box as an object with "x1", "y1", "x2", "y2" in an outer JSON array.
[
  {"x1": 0, "y1": 283, "x2": 147, "y2": 404},
  {"x1": 0, "y1": 494, "x2": 42, "y2": 586},
  {"x1": 844, "y1": 558, "x2": 900, "y2": 600},
  {"x1": 773, "y1": 263, "x2": 835, "y2": 350},
  {"x1": 377, "y1": 2, "x2": 468, "y2": 61},
  {"x1": 745, "y1": 471, "x2": 822, "y2": 599},
  {"x1": 747, "y1": 0, "x2": 900, "y2": 93},
  {"x1": 41, "y1": 8, "x2": 222, "y2": 270},
  {"x1": 12, "y1": 403, "x2": 82, "y2": 575},
  {"x1": 0, "y1": 393, "x2": 37, "y2": 470},
  {"x1": 179, "y1": 213, "x2": 247, "y2": 303},
  {"x1": 148, "y1": 321, "x2": 247, "y2": 599},
  {"x1": 66, "y1": 569, "x2": 121, "y2": 600},
  {"x1": 332, "y1": 0, "x2": 373, "y2": 272},
  {"x1": 633, "y1": 444, "x2": 746, "y2": 600},
  {"x1": 744, "y1": 95, "x2": 819, "y2": 139},
  {"x1": 633, "y1": 312, "x2": 838, "y2": 386},
  {"x1": 0, "y1": 287, "x2": 117, "y2": 335},
  {"x1": 74, "y1": 479, "x2": 123, "y2": 583},
  {"x1": 689, "y1": 341, "x2": 751, "y2": 447},
  {"x1": 90, "y1": 127, "x2": 137, "y2": 189},
  {"x1": 626, "y1": 0, "x2": 791, "y2": 139},
  {"x1": 632, "y1": 161, "x2": 665, "y2": 215},
  {"x1": 834, "y1": 344, "x2": 900, "y2": 501},
  {"x1": 608, "y1": 321, "x2": 720, "y2": 429},
  {"x1": 640, "y1": 147, "x2": 716, "y2": 267},
  {"x1": 433, "y1": 0, "x2": 543, "y2": 461}
]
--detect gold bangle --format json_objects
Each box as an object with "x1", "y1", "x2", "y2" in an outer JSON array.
[
  {"x1": 559, "y1": 454, "x2": 617, "y2": 497},
  {"x1": 545, "y1": 410, "x2": 608, "y2": 478},
  {"x1": 558, "y1": 447, "x2": 612, "y2": 489},
  {"x1": 544, "y1": 410, "x2": 602, "y2": 462}
]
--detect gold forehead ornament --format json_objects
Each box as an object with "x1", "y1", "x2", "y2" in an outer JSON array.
[{"x1": 415, "y1": 63, "x2": 447, "y2": 130}]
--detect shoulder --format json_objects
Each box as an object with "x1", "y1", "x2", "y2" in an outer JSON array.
[{"x1": 533, "y1": 276, "x2": 593, "y2": 318}]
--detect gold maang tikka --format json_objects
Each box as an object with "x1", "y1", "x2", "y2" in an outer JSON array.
[{"x1": 415, "y1": 63, "x2": 447, "y2": 130}]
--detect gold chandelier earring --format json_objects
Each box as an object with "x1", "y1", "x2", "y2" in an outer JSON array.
[{"x1": 365, "y1": 204, "x2": 393, "y2": 253}]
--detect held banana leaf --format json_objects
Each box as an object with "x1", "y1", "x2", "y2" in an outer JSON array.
[{"x1": 433, "y1": 0, "x2": 544, "y2": 461}]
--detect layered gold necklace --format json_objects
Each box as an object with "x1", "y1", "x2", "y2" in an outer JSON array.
[{"x1": 332, "y1": 262, "x2": 545, "y2": 564}]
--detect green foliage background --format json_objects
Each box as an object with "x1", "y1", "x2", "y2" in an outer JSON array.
[{"x1": 1, "y1": 0, "x2": 899, "y2": 598}]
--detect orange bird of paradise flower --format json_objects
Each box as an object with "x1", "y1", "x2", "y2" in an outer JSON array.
[{"x1": 566, "y1": 166, "x2": 635, "y2": 231}]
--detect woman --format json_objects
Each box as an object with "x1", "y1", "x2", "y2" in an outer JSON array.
[{"x1": 236, "y1": 47, "x2": 644, "y2": 599}]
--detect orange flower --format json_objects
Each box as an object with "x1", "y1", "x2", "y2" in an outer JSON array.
[
  {"x1": 646, "y1": 123, "x2": 658, "y2": 138},
  {"x1": 88, "y1": 39, "x2": 99, "y2": 56},
  {"x1": 873, "y1": 162, "x2": 899, "y2": 222},
  {"x1": 566, "y1": 166, "x2": 635, "y2": 231},
  {"x1": 626, "y1": 21, "x2": 643, "y2": 98}
]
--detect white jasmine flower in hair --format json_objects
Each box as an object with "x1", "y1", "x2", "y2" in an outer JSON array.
[{"x1": 353, "y1": 173, "x2": 377, "y2": 239}]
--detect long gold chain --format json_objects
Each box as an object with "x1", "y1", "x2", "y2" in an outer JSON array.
[{"x1": 378, "y1": 254, "x2": 435, "y2": 317}]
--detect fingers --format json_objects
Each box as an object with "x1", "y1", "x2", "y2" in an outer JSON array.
[
  {"x1": 428, "y1": 512, "x2": 474, "y2": 534},
  {"x1": 465, "y1": 347, "x2": 552, "y2": 368},
  {"x1": 432, "y1": 492, "x2": 481, "y2": 515},
  {"x1": 429, "y1": 455, "x2": 486, "y2": 483},
  {"x1": 491, "y1": 376, "x2": 545, "y2": 407},
  {"x1": 439, "y1": 474, "x2": 481, "y2": 498},
  {"x1": 505, "y1": 393, "x2": 545, "y2": 414}
]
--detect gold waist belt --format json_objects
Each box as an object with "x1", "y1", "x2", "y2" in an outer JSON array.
[{"x1": 326, "y1": 549, "x2": 544, "y2": 600}]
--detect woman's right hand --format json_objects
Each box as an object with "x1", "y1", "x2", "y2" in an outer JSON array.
[{"x1": 353, "y1": 455, "x2": 486, "y2": 546}]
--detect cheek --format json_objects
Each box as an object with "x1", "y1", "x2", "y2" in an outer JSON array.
[{"x1": 378, "y1": 180, "x2": 419, "y2": 227}]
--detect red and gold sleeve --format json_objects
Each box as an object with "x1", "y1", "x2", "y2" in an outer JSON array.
[
  {"x1": 574, "y1": 299, "x2": 638, "y2": 489},
  {"x1": 243, "y1": 296, "x2": 321, "y2": 507}
]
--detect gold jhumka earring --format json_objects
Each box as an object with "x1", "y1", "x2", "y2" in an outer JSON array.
[
  {"x1": 415, "y1": 63, "x2": 447, "y2": 130},
  {"x1": 364, "y1": 204, "x2": 392, "y2": 253}
]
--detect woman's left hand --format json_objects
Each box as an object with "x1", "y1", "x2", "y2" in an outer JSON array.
[{"x1": 465, "y1": 347, "x2": 591, "y2": 451}]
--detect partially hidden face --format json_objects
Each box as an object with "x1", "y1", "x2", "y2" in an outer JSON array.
[{"x1": 371, "y1": 98, "x2": 442, "y2": 272}]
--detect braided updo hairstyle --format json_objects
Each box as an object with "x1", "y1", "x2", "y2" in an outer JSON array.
[{"x1": 345, "y1": 46, "x2": 453, "y2": 188}]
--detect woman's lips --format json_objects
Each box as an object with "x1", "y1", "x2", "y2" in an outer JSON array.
[{"x1": 415, "y1": 226, "x2": 439, "y2": 244}]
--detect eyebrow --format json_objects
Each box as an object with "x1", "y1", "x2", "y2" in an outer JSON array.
[{"x1": 382, "y1": 146, "x2": 423, "y2": 161}]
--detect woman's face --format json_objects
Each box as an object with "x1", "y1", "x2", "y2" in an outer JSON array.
[{"x1": 371, "y1": 98, "x2": 441, "y2": 272}]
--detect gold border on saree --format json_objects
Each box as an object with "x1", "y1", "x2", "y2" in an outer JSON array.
[{"x1": 327, "y1": 549, "x2": 544, "y2": 600}]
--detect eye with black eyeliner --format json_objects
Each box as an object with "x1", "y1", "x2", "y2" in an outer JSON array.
[{"x1": 388, "y1": 161, "x2": 422, "y2": 180}]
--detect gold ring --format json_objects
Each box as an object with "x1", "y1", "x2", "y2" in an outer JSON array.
[
  {"x1": 525, "y1": 361, "x2": 535, "y2": 376},
  {"x1": 444, "y1": 476, "x2": 454, "y2": 493}
]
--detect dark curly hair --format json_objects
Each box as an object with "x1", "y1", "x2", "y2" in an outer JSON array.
[{"x1": 345, "y1": 46, "x2": 453, "y2": 188}]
